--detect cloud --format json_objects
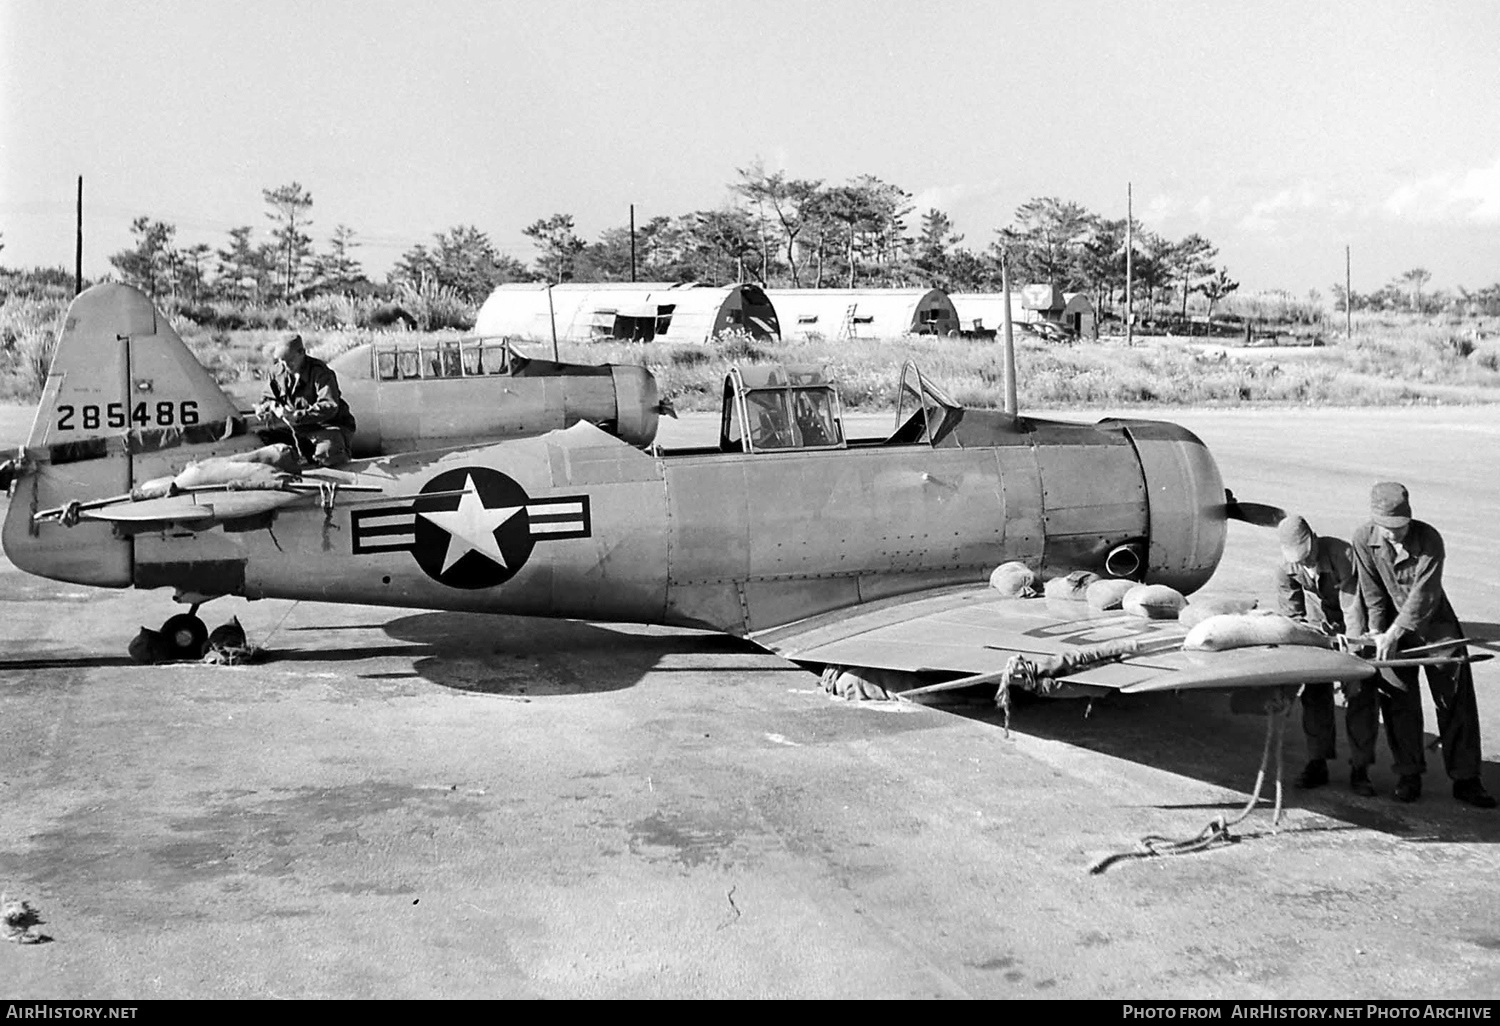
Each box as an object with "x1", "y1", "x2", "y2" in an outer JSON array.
[
  {"x1": 909, "y1": 180, "x2": 1006, "y2": 217},
  {"x1": 1236, "y1": 182, "x2": 1346, "y2": 234},
  {"x1": 1382, "y1": 153, "x2": 1500, "y2": 223},
  {"x1": 1142, "y1": 193, "x2": 1184, "y2": 221}
]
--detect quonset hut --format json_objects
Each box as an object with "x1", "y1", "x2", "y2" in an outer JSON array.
[
  {"x1": 950, "y1": 287, "x2": 1096, "y2": 339},
  {"x1": 765, "y1": 289, "x2": 960, "y2": 340},
  {"x1": 474, "y1": 282, "x2": 780, "y2": 344}
]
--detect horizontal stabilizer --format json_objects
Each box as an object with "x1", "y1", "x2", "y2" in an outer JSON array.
[
  {"x1": 82, "y1": 497, "x2": 215, "y2": 523},
  {"x1": 80, "y1": 491, "x2": 302, "y2": 525}
]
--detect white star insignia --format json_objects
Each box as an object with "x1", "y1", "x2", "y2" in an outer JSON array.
[{"x1": 419, "y1": 474, "x2": 524, "y2": 574}]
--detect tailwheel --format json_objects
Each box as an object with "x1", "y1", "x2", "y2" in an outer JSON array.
[{"x1": 160, "y1": 613, "x2": 208, "y2": 660}]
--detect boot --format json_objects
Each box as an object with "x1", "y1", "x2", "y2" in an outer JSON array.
[
  {"x1": 1350, "y1": 766, "x2": 1376, "y2": 798},
  {"x1": 1295, "y1": 758, "x2": 1328, "y2": 789},
  {"x1": 1453, "y1": 778, "x2": 1497, "y2": 809},
  {"x1": 1394, "y1": 774, "x2": 1422, "y2": 803}
]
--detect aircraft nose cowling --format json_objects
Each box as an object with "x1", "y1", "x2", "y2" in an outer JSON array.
[
  {"x1": 1114, "y1": 419, "x2": 1228, "y2": 595},
  {"x1": 610, "y1": 364, "x2": 660, "y2": 448}
]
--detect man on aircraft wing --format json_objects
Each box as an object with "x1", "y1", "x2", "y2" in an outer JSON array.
[
  {"x1": 1275, "y1": 514, "x2": 1376, "y2": 796},
  {"x1": 255, "y1": 334, "x2": 357, "y2": 467},
  {"x1": 1353, "y1": 482, "x2": 1495, "y2": 808}
]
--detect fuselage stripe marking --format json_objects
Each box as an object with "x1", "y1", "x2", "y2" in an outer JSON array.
[
  {"x1": 358, "y1": 514, "x2": 417, "y2": 529},
  {"x1": 529, "y1": 521, "x2": 587, "y2": 536},
  {"x1": 354, "y1": 523, "x2": 417, "y2": 537},
  {"x1": 354, "y1": 536, "x2": 415, "y2": 550}
]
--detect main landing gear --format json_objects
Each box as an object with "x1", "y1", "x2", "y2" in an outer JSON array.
[{"x1": 158, "y1": 604, "x2": 209, "y2": 660}]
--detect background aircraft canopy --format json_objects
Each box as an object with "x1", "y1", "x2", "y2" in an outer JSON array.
[{"x1": 720, "y1": 365, "x2": 845, "y2": 453}]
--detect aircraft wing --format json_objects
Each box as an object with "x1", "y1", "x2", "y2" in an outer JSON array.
[
  {"x1": 750, "y1": 585, "x2": 1378, "y2": 695},
  {"x1": 79, "y1": 490, "x2": 305, "y2": 525}
]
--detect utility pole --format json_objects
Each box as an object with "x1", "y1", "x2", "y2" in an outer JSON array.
[
  {"x1": 1125, "y1": 182, "x2": 1133, "y2": 348},
  {"x1": 998, "y1": 231, "x2": 1018, "y2": 415},
  {"x1": 546, "y1": 284, "x2": 560, "y2": 362},
  {"x1": 1350, "y1": 246, "x2": 1362, "y2": 342},
  {"x1": 629, "y1": 204, "x2": 637, "y2": 283},
  {"x1": 75, "y1": 175, "x2": 84, "y2": 296}
]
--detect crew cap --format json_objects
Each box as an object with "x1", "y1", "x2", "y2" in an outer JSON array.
[
  {"x1": 1370, "y1": 482, "x2": 1412, "y2": 529},
  {"x1": 1276, "y1": 514, "x2": 1315, "y2": 563}
]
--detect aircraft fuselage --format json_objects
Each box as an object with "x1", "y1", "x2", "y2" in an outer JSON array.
[{"x1": 103, "y1": 412, "x2": 1225, "y2": 637}]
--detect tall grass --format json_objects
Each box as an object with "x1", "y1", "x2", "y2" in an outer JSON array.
[
  {"x1": 0, "y1": 295, "x2": 67, "y2": 400},
  {"x1": 3, "y1": 297, "x2": 1498, "y2": 409}
]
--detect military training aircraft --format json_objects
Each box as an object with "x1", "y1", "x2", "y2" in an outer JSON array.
[
  {"x1": 1, "y1": 283, "x2": 1453, "y2": 703},
  {"x1": 226, "y1": 334, "x2": 668, "y2": 455}
]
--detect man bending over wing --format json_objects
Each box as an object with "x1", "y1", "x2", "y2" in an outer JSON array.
[
  {"x1": 1352, "y1": 482, "x2": 1494, "y2": 808},
  {"x1": 1275, "y1": 514, "x2": 1376, "y2": 797}
]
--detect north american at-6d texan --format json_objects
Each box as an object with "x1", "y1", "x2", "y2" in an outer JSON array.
[
  {"x1": 224, "y1": 332, "x2": 668, "y2": 456},
  {"x1": 0, "y1": 284, "x2": 1414, "y2": 703}
]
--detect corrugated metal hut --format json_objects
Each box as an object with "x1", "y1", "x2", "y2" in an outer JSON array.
[
  {"x1": 1061, "y1": 292, "x2": 1095, "y2": 337},
  {"x1": 949, "y1": 293, "x2": 1039, "y2": 336},
  {"x1": 765, "y1": 289, "x2": 960, "y2": 340},
  {"x1": 474, "y1": 282, "x2": 780, "y2": 343},
  {"x1": 1022, "y1": 284, "x2": 1096, "y2": 337},
  {"x1": 950, "y1": 289, "x2": 1096, "y2": 339}
]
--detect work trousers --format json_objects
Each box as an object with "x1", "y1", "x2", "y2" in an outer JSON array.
[
  {"x1": 1378, "y1": 656, "x2": 1483, "y2": 781},
  {"x1": 1302, "y1": 681, "x2": 1380, "y2": 767},
  {"x1": 261, "y1": 426, "x2": 351, "y2": 468}
]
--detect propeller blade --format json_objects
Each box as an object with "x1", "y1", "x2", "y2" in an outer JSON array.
[{"x1": 1220, "y1": 490, "x2": 1287, "y2": 528}]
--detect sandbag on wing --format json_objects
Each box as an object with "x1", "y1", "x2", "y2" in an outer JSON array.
[
  {"x1": 174, "y1": 457, "x2": 294, "y2": 491},
  {"x1": 1183, "y1": 611, "x2": 1330, "y2": 651}
]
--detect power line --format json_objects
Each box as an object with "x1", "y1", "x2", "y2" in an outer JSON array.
[{"x1": 4, "y1": 197, "x2": 539, "y2": 256}]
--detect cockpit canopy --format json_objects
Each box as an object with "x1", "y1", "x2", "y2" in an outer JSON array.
[
  {"x1": 334, "y1": 336, "x2": 612, "y2": 382},
  {"x1": 720, "y1": 365, "x2": 846, "y2": 453},
  {"x1": 889, "y1": 361, "x2": 963, "y2": 444}
]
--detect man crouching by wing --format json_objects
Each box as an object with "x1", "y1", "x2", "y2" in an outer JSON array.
[
  {"x1": 1353, "y1": 482, "x2": 1495, "y2": 808},
  {"x1": 1275, "y1": 514, "x2": 1377, "y2": 797},
  {"x1": 254, "y1": 333, "x2": 357, "y2": 468}
]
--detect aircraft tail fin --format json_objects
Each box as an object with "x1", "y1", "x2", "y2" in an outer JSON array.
[
  {"x1": 26, "y1": 283, "x2": 240, "y2": 451},
  {"x1": 3, "y1": 284, "x2": 244, "y2": 587}
]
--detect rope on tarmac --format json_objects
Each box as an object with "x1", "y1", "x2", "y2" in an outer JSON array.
[
  {"x1": 256, "y1": 600, "x2": 302, "y2": 652},
  {"x1": 1088, "y1": 694, "x2": 1293, "y2": 875}
]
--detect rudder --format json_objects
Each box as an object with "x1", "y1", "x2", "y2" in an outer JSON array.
[
  {"x1": 28, "y1": 283, "x2": 238, "y2": 449},
  {"x1": 4, "y1": 284, "x2": 242, "y2": 587}
]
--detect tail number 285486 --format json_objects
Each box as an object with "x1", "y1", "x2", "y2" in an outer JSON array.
[{"x1": 56, "y1": 401, "x2": 200, "y2": 431}]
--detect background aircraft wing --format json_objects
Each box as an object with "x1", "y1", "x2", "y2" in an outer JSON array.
[{"x1": 751, "y1": 585, "x2": 1377, "y2": 694}]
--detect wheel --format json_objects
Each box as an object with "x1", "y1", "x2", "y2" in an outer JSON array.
[{"x1": 160, "y1": 613, "x2": 208, "y2": 660}]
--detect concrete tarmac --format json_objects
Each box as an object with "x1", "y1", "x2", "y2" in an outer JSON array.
[{"x1": 2, "y1": 405, "x2": 1500, "y2": 999}]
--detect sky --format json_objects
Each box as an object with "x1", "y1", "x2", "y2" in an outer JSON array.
[{"x1": 3, "y1": 0, "x2": 1499, "y2": 296}]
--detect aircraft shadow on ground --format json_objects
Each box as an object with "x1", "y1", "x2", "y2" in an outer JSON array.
[
  {"x1": 0, "y1": 654, "x2": 137, "y2": 671},
  {"x1": 951, "y1": 690, "x2": 1500, "y2": 845},
  {"x1": 288, "y1": 610, "x2": 1500, "y2": 841},
  {"x1": 371, "y1": 611, "x2": 771, "y2": 697}
]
